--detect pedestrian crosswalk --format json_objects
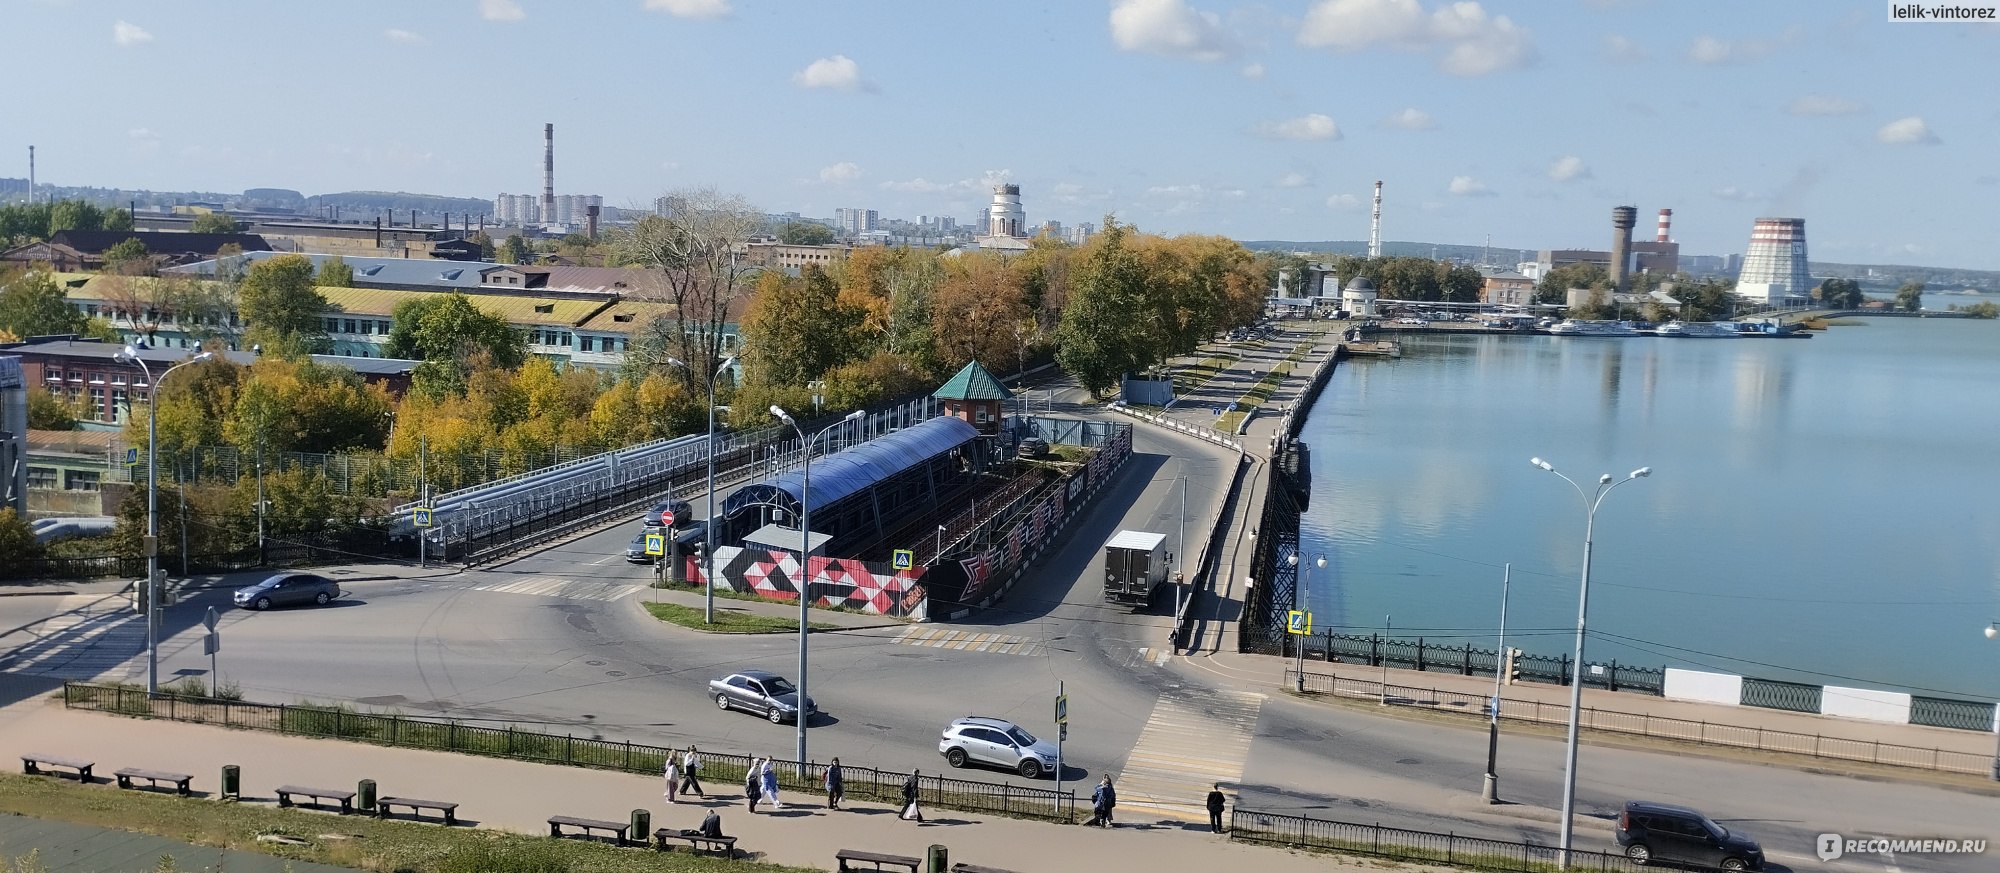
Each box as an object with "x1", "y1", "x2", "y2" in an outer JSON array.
[
  {"x1": 0, "y1": 595, "x2": 147, "y2": 681},
  {"x1": 1112, "y1": 687, "x2": 1263, "y2": 823},
  {"x1": 892, "y1": 626, "x2": 1045, "y2": 657},
  {"x1": 467, "y1": 576, "x2": 643, "y2": 602}
]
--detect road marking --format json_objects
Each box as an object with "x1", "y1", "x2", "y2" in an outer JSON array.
[
  {"x1": 1113, "y1": 687, "x2": 1263, "y2": 823},
  {"x1": 0, "y1": 607, "x2": 148, "y2": 681},
  {"x1": 894, "y1": 626, "x2": 1043, "y2": 657},
  {"x1": 469, "y1": 576, "x2": 642, "y2": 602}
]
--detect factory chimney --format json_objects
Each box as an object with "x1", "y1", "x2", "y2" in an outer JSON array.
[
  {"x1": 542, "y1": 123, "x2": 555, "y2": 230},
  {"x1": 1656, "y1": 208, "x2": 1672, "y2": 243},
  {"x1": 1609, "y1": 206, "x2": 1637, "y2": 290},
  {"x1": 586, "y1": 203, "x2": 600, "y2": 240},
  {"x1": 27, "y1": 146, "x2": 34, "y2": 204},
  {"x1": 1368, "y1": 181, "x2": 1383, "y2": 259}
]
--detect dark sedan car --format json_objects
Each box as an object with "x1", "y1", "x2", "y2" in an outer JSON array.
[
  {"x1": 642, "y1": 498, "x2": 694, "y2": 529},
  {"x1": 233, "y1": 572, "x2": 341, "y2": 610}
]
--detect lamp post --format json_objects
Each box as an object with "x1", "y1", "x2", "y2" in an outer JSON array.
[
  {"x1": 1483, "y1": 563, "x2": 1511, "y2": 804},
  {"x1": 114, "y1": 346, "x2": 213, "y2": 696},
  {"x1": 768, "y1": 405, "x2": 865, "y2": 763},
  {"x1": 667, "y1": 355, "x2": 737, "y2": 625},
  {"x1": 1984, "y1": 621, "x2": 2000, "y2": 780},
  {"x1": 1529, "y1": 456, "x2": 1651, "y2": 868}
]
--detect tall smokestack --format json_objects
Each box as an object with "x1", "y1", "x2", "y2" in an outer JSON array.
[
  {"x1": 1610, "y1": 206, "x2": 1637, "y2": 290},
  {"x1": 542, "y1": 123, "x2": 555, "y2": 228},
  {"x1": 586, "y1": 203, "x2": 600, "y2": 240},
  {"x1": 1656, "y1": 208, "x2": 1672, "y2": 243},
  {"x1": 27, "y1": 146, "x2": 34, "y2": 204},
  {"x1": 1368, "y1": 181, "x2": 1383, "y2": 259}
]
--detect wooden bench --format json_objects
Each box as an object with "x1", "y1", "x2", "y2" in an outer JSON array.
[
  {"x1": 835, "y1": 849, "x2": 923, "y2": 873},
  {"x1": 21, "y1": 754, "x2": 94, "y2": 782},
  {"x1": 951, "y1": 865, "x2": 1024, "y2": 873},
  {"x1": 653, "y1": 828, "x2": 738, "y2": 859},
  {"x1": 114, "y1": 767, "x2": 192, "y2": 796},
  {"x1": 377, "y1": 796, "x2": 459, "y2": 825},
  {"x1": 274, "y1": 784, "x2": 356, "y2": 815},
  {"x1": 548, "y1": 815, "x2": 631, "y2": 846}
]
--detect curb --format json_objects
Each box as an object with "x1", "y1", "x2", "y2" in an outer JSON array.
[{"x1": 0, "y1": 589, "x2": 80, "y2": 598}]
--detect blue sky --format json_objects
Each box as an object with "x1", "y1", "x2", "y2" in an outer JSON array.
[{"x1": 8, "y1": 0, "x2": 1998, "y2": 267}]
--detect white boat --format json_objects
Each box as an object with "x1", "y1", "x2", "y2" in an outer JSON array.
[
  {"x1": 1547, "y1": 319, "x2": 1641, "y2": 336},
  {"x1": 1676, "y1": 322, "x2": 1742, "y2": 338},
  {"x1": 1653, "y1": 321, "x2": 1688, "y2": 337}
]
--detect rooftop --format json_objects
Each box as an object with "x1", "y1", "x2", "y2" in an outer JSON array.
[
  {"x1": 933, "y1": 360, "x2": 1014, "y2": 402},
  {"x1": 0, "y1": 336, "x2": 419, "y2": 375}
]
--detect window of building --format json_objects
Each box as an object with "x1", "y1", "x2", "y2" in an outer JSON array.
[
  {"x1": 111, "y1": 389, "x2": 127, "y2": 421},
  {"x1": 87, "y1": 387, "x2": 106, "y2": 420},
  {"x1": 343, "y1": 319, "x2": 357, "y2": 334},
  {"x1": 358, "y1": 320, "x2": 372, "y2": 335},
  {"x1": 64, "y1": 470, "x2": 102, "y2": 491},
  {"x1": 534, "y1": 303, "x2": 554, "y2": 314},
  {"x1": 579, "y1": 336, "x2": 595, "y2": 352},
  {"x1": 88, "y1": 372, "x2": 105, "y2": 384},
  {"x1": 25, "y1": 467, "x2": 57, "y2": 490}
]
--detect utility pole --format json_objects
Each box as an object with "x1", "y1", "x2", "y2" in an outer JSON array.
[
  {"x1": 417, "y1": 436, "x2": 428, "y2": 568},
  {"x1": 179, "y1": 450, "x2": 189, "y2": 577},
  {"x1": 255, "y1": 413, "x2": 265, "y2": 566},
  {"x1": 1483, "y1": 563, "x2": 1510, "y2": 804}
]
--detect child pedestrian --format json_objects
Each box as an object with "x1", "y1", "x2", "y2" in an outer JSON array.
[{"x1": 824, "y1": 758, "x2": 845, "y2": 810}]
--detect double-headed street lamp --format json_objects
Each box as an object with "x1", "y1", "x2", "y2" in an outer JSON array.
[
  {"x1": 1287, "y1": 552, "x2": 1324, "y2": 692},
  {"x1": 115, "y1": 345, "x2": 213, "y2": 696},
  {"x1": 768, "y1": 405, "x2": 865, "y2": 763},
  {"x1": 1528, "y1": 457, "x2": 1650, "y2": 869},
  {"x1": 667, "y1": 354, "x2": 737, "y2": 625}
]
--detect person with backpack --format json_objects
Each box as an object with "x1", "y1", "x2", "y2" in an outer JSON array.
[
  {"x1": 824, "y1": 758, "x2": 845, "y2": 810},
  {"x1": 899, "y1": 770, "x2": 924, "y2": 823}
]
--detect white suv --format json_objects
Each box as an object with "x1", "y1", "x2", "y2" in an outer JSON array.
[{"x1": 938, "y1": 716, "x2": 1060, "y2": 779}]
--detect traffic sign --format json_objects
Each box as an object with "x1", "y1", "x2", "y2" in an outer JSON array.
[
  {"x1": 202, "y1": 633, "x2": 219, "y2": 656},
  {"x1": 203, "y1": 606, "x2": 219, "y2": 632},
  {"x1": 891, "y1": 549, "x2": 914, "y2": 570},
  {"x1": 644, "y1": 532, "x2": 666, "y2": 556},
  {"x1": 125, "y1": 448, "x2": 139, "y2": 466},
  {"x1": 1055, "y1": 693, "x2": 1068, "y2": 725},
  {"x1": 1286, "y1": 609, "x2": 1311, "y2": 635},
  {"x1": 1059, "y1": 722, "x2": 1068, "y2": 742},
  {"x1": 413, "y1": 507, "x2": 433, "y2": 528}
]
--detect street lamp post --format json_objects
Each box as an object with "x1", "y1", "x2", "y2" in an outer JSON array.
[
  {"x1": 1529, "y1": 457, "x2": 1651, "y2": 868},
  {"x1": 1984, "y1": 621, "x2": 2000, "y2": 780},
  {"x1": 1287, "y1": 553, "x2": 1325, "y2": 691},
  {"x1": 669, "y1": 356, "x2": 736, "y2": 625},
  {"x1": 114, "y1": 346, "x2": 213, "y2": 696},
  {"x1": 768, "y1": 405, "x2": 865, "y2": 764},
  {"x1": 1483, "y1": 563, "x2": 1511, "y2": 804}
]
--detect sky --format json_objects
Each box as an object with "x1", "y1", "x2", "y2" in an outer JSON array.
[{"x1": 6, "y1": 0, "x2": 1999, "y2": 268}]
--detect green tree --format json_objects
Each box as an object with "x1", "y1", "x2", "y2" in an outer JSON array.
[
  {"x1": 467, "y1": 231, "x2": 497, "y2": 260},
  {"x1": 1438, "y1": 263, "x2": 1484, "y2": 304},
  {"x1": 1894, "y1": 280, "x2": 1924, "y2": 312},
  {"x1": 778, "y1": 222, "x2": 836, "y2": 245},
  {"x1": 0, "y1": 508, "x2": 43, "y2": 571},
  {"x1": 1815, "y1": 277, "x2": 1865, "y2": 310},
  {"x1": 237, "y1": 254, "x2": 330, "y2": 356},
  {"x1": 1055, "y1": 218, "x2": 1150, "y2": 398},
  {"x1": 498, "y1": 234, "x2": 531, "y2": 265},
  {"x1": 739, "y1": 266, "x2": 867, "y2": 387},
  {"x1": 47, "y1": 200, "x2": 110, "y2": 234},
  {"x1": 26, "y1": 385, "x2": 77, "y2": 430},
  {"x1": 0, "y1": 271, "x2": 88, "y2": 338},
  {"x1": 315, "y1": 255, "x2": 354, "y2": 287},
  {"x1": 1962, "y1": 300, "x2": 1999, "y2": 319},
  {"x1": 189, "y1": 212, "x2": 240, "y2": 234},
  {"x1": 1536, "y1": 262, "x2": 1610, "y2": 305},
  {"x1": 384, "y1": 293, "x2": 526, "y2": 396},
  {"x1": 102, "y1": 207, "x2": 133, "y2": 232},
  {"x1": 225, "y1": 358, "x2": 394, "y2": 455},
  {"x1": 101, "y1": 237, "x2": 151, "y2": 275}
]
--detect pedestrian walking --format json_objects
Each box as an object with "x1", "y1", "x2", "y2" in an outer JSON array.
[
  {"x1": 899, "y1": 770, "x2": 924, "y2": 823},
  {"x1": 1206, "y1": 783, "x2": 1226, "y2": 833},
  {"x1": 663, "y1": 755, "x2": 681, "y2": 804},
  {"x1": 1087, "y1": 776, "x2": 1117, "y2": 827},
  {"x1": 761, "y1": 758, "x2": 783, "y2": 809},
  {"x1": 824, "y1": 758, "x2": 845, "y2": 810},
  {"x1": 745, "y1": 758, "x2": 764, "y2": 813},
  {"x1": 680, "y1": 746, "x2": 704, "y2": 796}
]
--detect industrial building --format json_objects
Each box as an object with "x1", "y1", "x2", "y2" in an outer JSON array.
[{"x1": 1733, "y1": 218, "x2": 1810, "y2": 306}]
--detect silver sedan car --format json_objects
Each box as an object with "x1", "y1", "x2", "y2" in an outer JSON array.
[{"x1": 707, "y1": 670, "x2": 816, "y2": 724}]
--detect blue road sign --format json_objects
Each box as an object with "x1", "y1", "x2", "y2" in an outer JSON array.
[
  {"x1": 413, "y1": 508, "x2": 433, "y2": 528},
  {"x1": 644, "y1": 532, "x2": 666, "y2": 556},
  {"x1": 1286, "y1": 610, "x2": 1311, "y2": 635},
  {"x1": 892, "y1": 549, "x2": 915, "y2": 570},
  {"x1": 125, "y1": 448, "x2": 139, "y2": 466}
]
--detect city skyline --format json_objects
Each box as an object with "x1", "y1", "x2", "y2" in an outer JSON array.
[{"x1": 5, "y1": 1, "x2": 1996, "y2": 267}]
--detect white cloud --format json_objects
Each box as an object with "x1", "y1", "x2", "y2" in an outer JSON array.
[
  {"x1": 819, "y1": 162, "x2": 862, "y2": 184},
  {"x1": 793, "y1": 55, "x2": 870, "y2": 91},
  {"x1": 1256, "y1": 113, "x2": 1341, "y2": 141},
  {"x1": 1601, "y1": 34, "x2": 1646, "y2": 63},
  {"x1": 1688, "y1": 34, "x2": 1772, "y2": 65},
  {"x1": 644, "y1": 0, "x2": 732, "y2": 19},
  {"x1": 1279, "y1": 172, "x2": 1312, "y2": 188},
  {"x1": 1297, "y1": 0, "x2": 1536, "y2": 77},
  {"x1": 112, "y1": 20, "x2": 152, "y2": 47},
  {"x1": 1447, "y1": 175, "x2": 1493, "y2": 196},
  {"x1": 128, "y1": 128, "x2": 161, "y2": 157},
  {"x1": 1380, "y1": 107, "x2": 1435, "y2": 130},
  {"x1": 1711, "y1": 186, "x2": 1755, "y2": 201},
  {"x1": 385, "y1": 28, "x2": 427, "y2": 45},
  {"x1": 1876, "y1": 116, "x2": 1940, "y2": 145},
  {"x1": 881, "y1": 178, "x2": 954, "y2": 194},
  {"x1": 1787, "y1": 94, "x2": 1863, "y2": 117},
  {"x1": 480, "y1": 0, "x2": 526, "y2": 21},
  {"x1": 1546, "y1": 155, "x2": 1590, "y2": 183},
  {"x1": 1240, "y1": 62, "x2": 1266, "y2": 79},
  {"x1": 1109, "y1": 0, "x2": 1237, "y2": 62},
  {"x1": 1326, "y1": 193, "x2": 1363, "y2": 209}
]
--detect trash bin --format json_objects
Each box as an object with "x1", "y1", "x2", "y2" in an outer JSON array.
[
  {"x1": 357, "y1": 778, "x2": 376, "y2": 814},
  {"x1": 630, "y1": 808, "x2": 650, "y2": 847},
  {"x1": 927, "y1": 844, "x2": 949, "y2": 873},
  {"x1": 220, "y1": 764, "x2": 240, "y2": 800}
]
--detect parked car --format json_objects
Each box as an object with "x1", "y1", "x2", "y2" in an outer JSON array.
[
  {"x1": 233, "y1": 572, "x2": 341, "y2": 610},
  {"x1": 1393, "y1": 317, "x2": 1429, "y2": 326},
  {"x1": 1615, "y1": 801, "x2": 1764, "y2": 870},
  {"x1": 938, "y1": 716, "x2": 1060, "y2": 779},
  {"x1": 625, "y1": 531, "x2": 660, "y2": 563},
  {"x1": 642, "y1": 498, "x2": 694, "y2": 529},
  {"x1": 708, "y1": 670, "x2": 816, "y2": 724},
  {"x1": 1018, "y1": 436, "x2": 1050, "y2": 458}
]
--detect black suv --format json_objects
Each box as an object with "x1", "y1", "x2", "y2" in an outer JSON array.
[{"x1": 1616, "y1": 801, "x2": 1764, "y2": 870}]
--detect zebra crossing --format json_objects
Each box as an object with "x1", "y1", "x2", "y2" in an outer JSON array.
[
  {"x1": 892, "y1": 626, "x2": 1045, "y2": 657},
  {"x1": 1112, "y1": 687, "x2": 1264, "y2": 823},
  {"x1": 0, "y1": 595, "x2": 147, "y2": 681},
  {"x1": 466, "y1": 576, "x2": 644, "y2": 602}
]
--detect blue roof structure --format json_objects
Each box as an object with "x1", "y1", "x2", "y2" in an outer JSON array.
[
  {"x1": 725, "y1": 415, "x2": 978, "y2": 518},
  {"x1": 168, "y1": 251, "x2": 495, "y2": 291}
]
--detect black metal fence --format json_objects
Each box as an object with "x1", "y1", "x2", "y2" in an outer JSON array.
[
  {"x1": 1293, "y1": 630, "x2": 1666, "y2": 697},
  {"x1": 62, "y1": 683, "x2": 1076, "y2": 822},
  {"x1": 1229, "y1": 807, "x2": 1695, "y2": 873}
]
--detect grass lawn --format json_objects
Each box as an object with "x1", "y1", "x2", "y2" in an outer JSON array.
[
  {"x1": 642, "y1": 601, "x2": 838, "y2": 634},
  {"x1": 0, "y1": 772, "x2": 810, "y2": 872}
]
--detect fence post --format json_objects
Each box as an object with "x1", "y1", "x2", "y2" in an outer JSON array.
[
  {"x1": 625, "y1": 740, "x2": 632, "y2": 770},
  {"x1": 1609, "y1": 659, "x2": 1620, "y2": 692},
  {"x1": 565, "y1": 734, "x2": 574, "y2": 764},
  {"x1": 278, "y1": 703, "x2": 288, "y2": 734},
  {"x1": 334, "y1": 707, "x2": 342, "y2": 737},
  {"x1": 1461, "y1": 645, "x2": 1471, "y2": 676},
  {"x1": 1416, "y1": 638, "x2": 1425, "y2": 672},
  {"x1": 1371, "y1": 633, "x2": 1380, "y2": 667}
]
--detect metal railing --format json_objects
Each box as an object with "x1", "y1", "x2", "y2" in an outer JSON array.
[
  {"x1": 1285, "y1": 669, "x2": 1992, "y2": 776},
  {"x1": 1229, "y1": 807, "x2": 1686, "y2": 873},
  {"x1": 62, "y1": 682, "x2": 1076, "y2": 822},
  {"x1": 1293, "y1": 629, "x2": 1666, "y2": 697}
]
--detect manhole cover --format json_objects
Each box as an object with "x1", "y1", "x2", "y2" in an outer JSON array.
[
  {"x1": 585, "y1": 659, "x2": 607, "y2": 666},
  {"x1": 1396, "y1": 757, "x2": 1421, "y2": 766},
  {"x1": 605, "y1": 670, "x2": 627, "y2": 678}
]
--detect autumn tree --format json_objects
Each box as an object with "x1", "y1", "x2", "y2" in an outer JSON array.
[
  {"x1": 237, "y1": 253, "x2": 330, "y2": 356},
  {"x1": 778, "y1": 222, "x2": 836, "y2": 245},
  {"x1": 0, "y1": 508, "x2": 44, "y2": 571},
  {"x1": 738, "y1": 266, "x2": 867, "y2": 388},
  {"x1": 931, "y1": 253, "x2": 1030, "y2": 373},
  {"x1": 224, "y1": 358, "x2": 394, "y2": 455},
  {"x1": 384, "y1": 293, "x2": 526, "y2": 397},
  {"x1": 189, "y1": 212, "x2": 240, "y2": 234},
  {"x1": 158, "y1": 274, "x2": 242, "y2": 349},
  {"x1": 124, "y1": 355, "x2": 242, "y2": 462},
  {"x1": 101, "y1": 238, "x2": 152, "y2": 275},
  {"x1": 315, "y1": 255, "x2": 354, "y2": 287},
  {"x1": 0, "y1": 271, "x2": 88, "y2": 338},
  {"x1": 610, "y1": 187, "x2": 762, "y2": 397},
  {"x1": 26, "y1": 385, "x2": 77, "y2": 430},
  {"x1": 1056, "y1": 219, "x2": 1151, "y2": 397}
]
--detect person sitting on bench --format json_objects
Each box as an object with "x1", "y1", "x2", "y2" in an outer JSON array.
[{"x1": 686, "y1": 810, "x2": 723, "y2": 839}]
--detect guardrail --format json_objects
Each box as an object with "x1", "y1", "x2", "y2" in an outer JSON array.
[
  {"x1": 1107, "y1": 403, "x2": 1244, "y2": 452},
  {"x1": 1173, "y1": 453, "x2": 1251, "y2": 651},
  {"x1": 1284, "y1": 668, "x2": 1990, "y2": 777},
  {"x1": 62, "y1": 682, "x2": 1077, "y2": 822},
  {"x1": 1229, "y1": 807, "x2": 1681, "y2": 873}
]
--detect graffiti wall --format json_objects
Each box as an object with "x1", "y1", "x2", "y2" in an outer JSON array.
[{"x1": 684, "y1": 549, "x2": 927, "y2": 618}]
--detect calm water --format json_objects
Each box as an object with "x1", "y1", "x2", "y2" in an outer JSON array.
[{"x1": 1300, "y1": 313, "x2": 2000, "y2": 701}]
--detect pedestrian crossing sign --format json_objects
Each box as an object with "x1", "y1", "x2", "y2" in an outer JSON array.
[
  {"x1": 413, "y1": 508, "x2": 433, "y2": 528},
  {"x1": 125, "y1": 448, "x2": 139, "y2": 466},
  {"x1": 1286, "y1": 610, "x2": 1311, "y2": 635},
  {"x1": 892, "y1": 549, "x2": 914, "y2": 570},
  {"x1": 644, "y1": 532, "x2": 666, "y2": 556}
]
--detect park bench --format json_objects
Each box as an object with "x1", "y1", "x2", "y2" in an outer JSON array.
[
  {"x1": 653, "y1": 828, "x2": 739, "y2": 859},
  {"x1": 548, "y1": 814, "x2": 631, "y2": 846},
  {"x1": 114, "y1": 767, "x2": 192, "y2": 796},
  {"x1": 952, "y1": 865, "x2": 1024, "y2": 873},
  {"x1": 274, "y1": 784, "x2": 356, "y2": 814},
  {"x1": 21, "y1": 754, "x2": 94, "y2": 781},
  {"x1": 377, "y1": 796, "x2": 459, "y2": 825},
  {"x1": 835, "y1": 848, "x2": 922, "y2": 872}
]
